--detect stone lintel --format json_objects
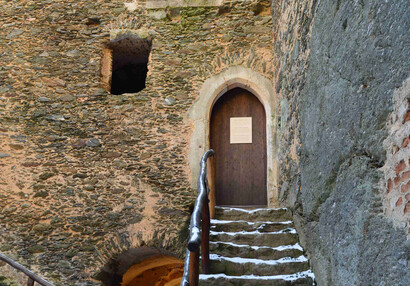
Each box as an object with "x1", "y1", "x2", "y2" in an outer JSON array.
[{"x1": 146, "y1": 0, "x2": 224, "y2": 9}]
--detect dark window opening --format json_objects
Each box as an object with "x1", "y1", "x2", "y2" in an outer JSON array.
[
  {"x1": 111, "y1": 62, "x2": 148, "y2": 95},
  {"x1": 108, "y1": 37, "x2": 152, "y2": 95}
]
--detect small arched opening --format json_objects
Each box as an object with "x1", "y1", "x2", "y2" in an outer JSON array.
[
  {"x1": 121, "y1": 255, "x2": 183, "y2": 286},
  {"x1": 96, "y1": 247, "x2": 183, "y2": 286}
]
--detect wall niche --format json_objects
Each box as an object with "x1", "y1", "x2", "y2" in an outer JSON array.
[{"x1": 101, "y1": 33, "x2": 152, "y2": 95}]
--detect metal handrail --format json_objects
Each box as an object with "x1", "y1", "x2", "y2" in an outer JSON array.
[
  {"x1": 180, "y1": 149, "x2": 214, "y2": 286},
  {"x1": 0, "y1": 253, "x2": 54, "y2": 286}
]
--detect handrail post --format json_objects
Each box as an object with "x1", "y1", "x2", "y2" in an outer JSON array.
[
  {"x1": 201, "y1": 198, "x2": 210, "y2": 274},
  {"x1": 181, "y1": 150, "x2": 214, "y2": 286},
  {"x1": 27, "y1": 278, "x2": 35, "y2": 286},
  {"x1": 188, "y1": 250, "x2": 199, "y2": 286}
]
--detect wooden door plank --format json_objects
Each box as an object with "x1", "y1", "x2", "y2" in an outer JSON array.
[{"x1": 210, "y1": 88, "x2": 267, "y2": 206}]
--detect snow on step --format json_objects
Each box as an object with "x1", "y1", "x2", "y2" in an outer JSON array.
[
  {"x1": 210, "y1": 219, "x2": 294, "y2": 233},
  {"x1": 200, "y1": 269, "x2": 315, "y2": 281},
  {"x1": 210, "y1": 241, "x2": 303, "y2": 251},
  {"x1": 210, "y1": 254, "x2": 308, "y2": 265},
  {"x1": 210, "y1": 219, "x2": 293, "y2": 225},
  {"x1": 209, "y1": 241, "x2": 304, "y2": 260},
  {"x1": 216, "y1": 206, "x2": 288, "y2": 213},
  {"x1": 209, "y1": 255, "x2": 310, "y2": 276},
  {"x1": 199, "y1": 270, "x2": 315, "y2": 286},
  {"x1": 210, "y1": 230, "x2": 298, "y2": 247},
  {"x1": 207, "y1": 206, "x2": 315, "y2": 285},
  {"x1": 210, "y1": 228, "x2": 297, "y2": 236},
  {"x1": 214, "y1": 206, "x2": 292, "y2": 222}
]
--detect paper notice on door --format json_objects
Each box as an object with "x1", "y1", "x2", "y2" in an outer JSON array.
[{"x1": 230, "y1": 117, "x2": 252, "y2": 144}]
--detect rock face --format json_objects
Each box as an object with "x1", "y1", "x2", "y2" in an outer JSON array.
[{"x1": 274, "y1": 1, "x2": 410, "y2": 285}]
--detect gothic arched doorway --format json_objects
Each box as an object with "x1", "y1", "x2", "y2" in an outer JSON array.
[{"x1": 210, "y1": 87, "x2": 267, "y2": 206}]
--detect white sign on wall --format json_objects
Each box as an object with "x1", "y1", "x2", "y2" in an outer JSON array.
[{"x1": 230, "y1": 117, "x2": 252, "y2": 144}]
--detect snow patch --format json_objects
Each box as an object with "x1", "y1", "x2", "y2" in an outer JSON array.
[
  {"x1": 209, "y1": 241, "x2": 304, "y2": 251},
  {"x1": 216, "y1": 206, "x2": 288, "y2": 213},
  {"x1": 199, "y1": 270, "x2": 315, "y2": 281},
  {"x1": 210, "y1": 228, "x2": 296, "y2": 236},
  {"x1": 210, "y1": 219, "x2": 293, "y2": 225},
  {"x1": 209, "y1": 254, "x2": 308, "y2": 265}
]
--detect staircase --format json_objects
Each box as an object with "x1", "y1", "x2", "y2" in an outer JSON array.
[{"x1": 199, "y1": 207, "x2": 315, "y2": 285}]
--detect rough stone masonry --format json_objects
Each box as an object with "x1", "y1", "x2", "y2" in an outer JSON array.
[
  {"x1": 0, "y1": 0, "x2": 409, "y2": 285},
  {"x1": 0, "y1": 0, "x2": 273, "y2": 285}
]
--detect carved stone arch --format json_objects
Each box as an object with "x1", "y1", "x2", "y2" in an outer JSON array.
[{"x1": 188, "y1": 66, "x2": 278, "y2": 210}]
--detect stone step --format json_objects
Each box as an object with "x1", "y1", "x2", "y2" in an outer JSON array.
[
  {"x1": 209, "y1": 254, "x2": 310, "y2": 276},
  {"x1": 206, "y1": 207, "x2": 315, "y2": 285},
  {"x1": 210, "y1": 219, "x2": 294, "y2": 232},
  {"x1": 199, "y1": 270, "x2": 315, "y2": 286},
  {"x1": 209, "y1": 241, "x2": 304, "y2": 260},
  {"x1": 215, "y1": 207, "x2": 292, "y2": 222},
  {"x1": 210, "y1": 230, "x2": 298, "y2": 247}
]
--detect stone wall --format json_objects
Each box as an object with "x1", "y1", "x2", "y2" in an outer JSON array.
[
  {"x1": 1, "y1": 0, "x2": 409, "y2": 284},
  {"x1": 0, "y1": 0, "x2": 273, "y2": 285},
  {"x1": 274, "y1": 0, "x2": 410, "y2": 285}
]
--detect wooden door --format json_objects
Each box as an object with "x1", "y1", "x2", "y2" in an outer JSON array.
[{"x1": 210, "y1": 88, "x2": 267, "y2": 206}]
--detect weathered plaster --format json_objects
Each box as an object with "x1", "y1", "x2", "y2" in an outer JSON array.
[
  {"x1": 188, "y1": 66, "x2": 278, "y2": 208},
  {"x1": 382, "y1": 77, "x2": 410, "y2": 233}
]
